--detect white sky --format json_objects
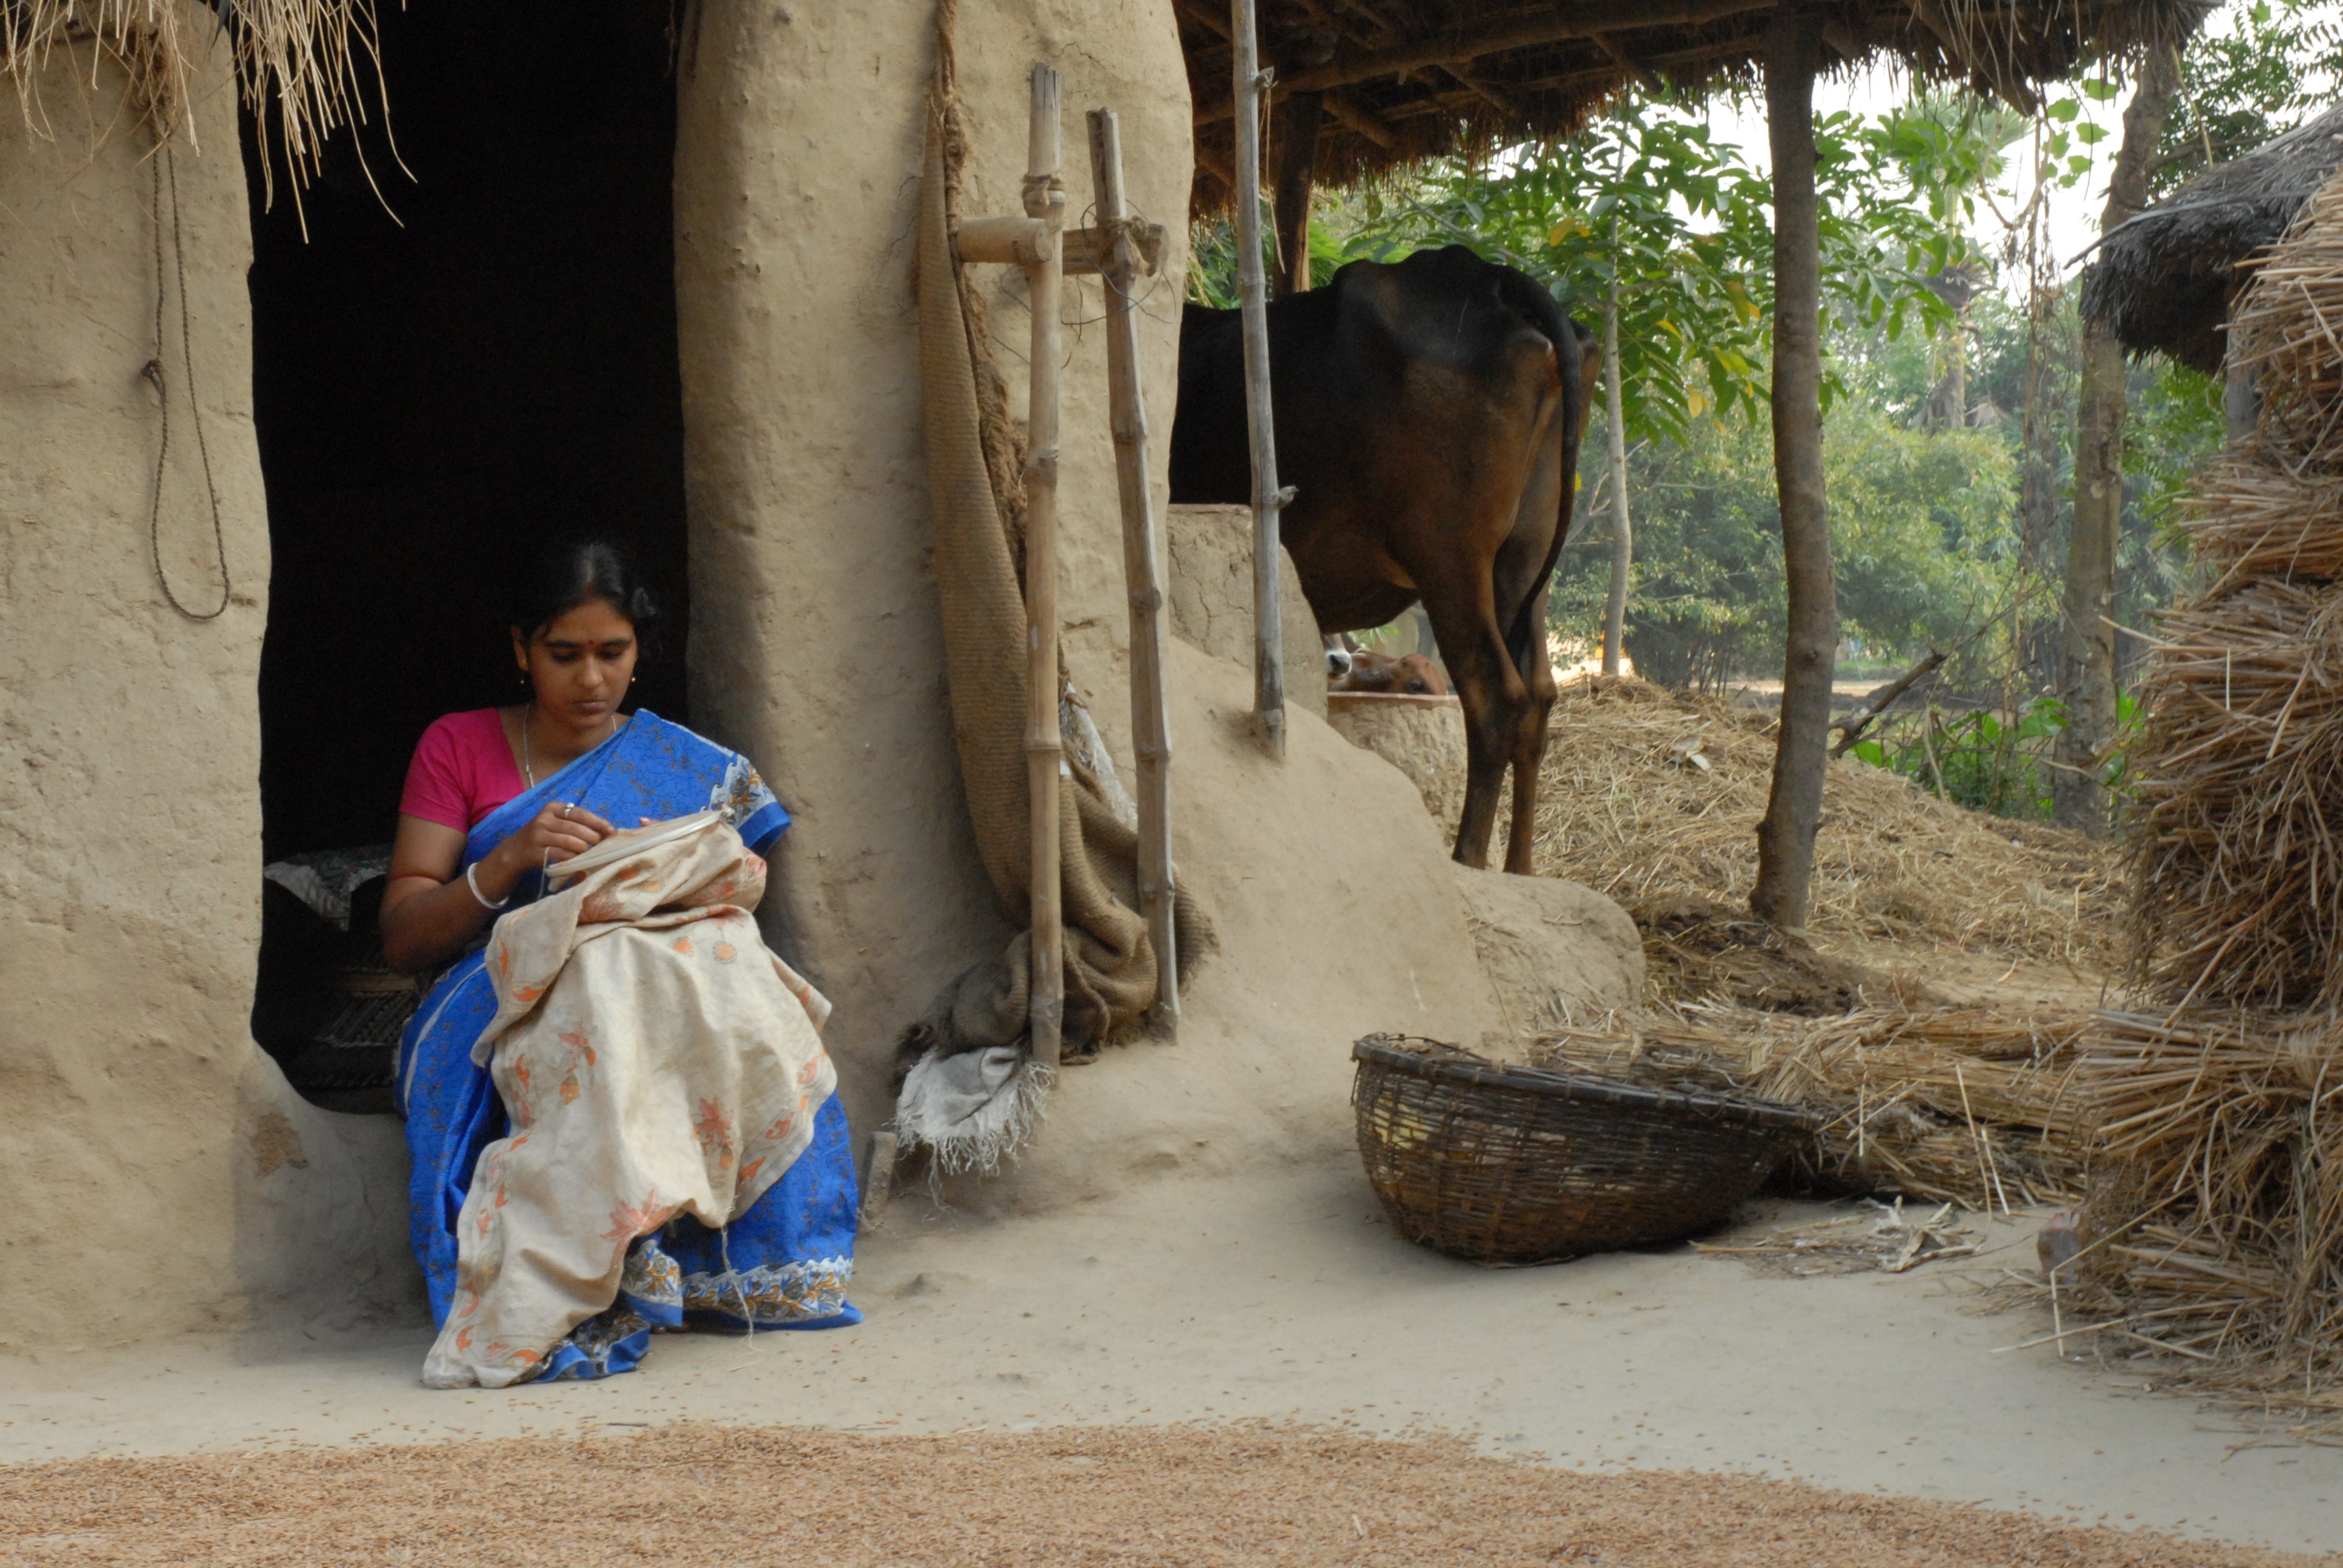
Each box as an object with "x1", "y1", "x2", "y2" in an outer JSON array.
[{"x1": 1691, "y1": 3, "x2": 2343, "y2": 299}]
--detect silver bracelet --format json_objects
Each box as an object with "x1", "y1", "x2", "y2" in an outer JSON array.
[{"x1": 465, "y1": 862, "x2": 511, "y2": 911}]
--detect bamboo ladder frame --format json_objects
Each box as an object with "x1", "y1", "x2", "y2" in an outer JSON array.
[
  {"x1": 1020, "y1": 67, "x2": 1068, "y2": 1068},
  {"x1": 1088, "y1": 106, "x2": 1180, "y2": 1026},
  {"x1": 952, "y1": 67, "x2": 1185, "y2": 1054}
]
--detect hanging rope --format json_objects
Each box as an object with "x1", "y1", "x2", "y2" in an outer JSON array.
[{"x1": 147, "y1": 135, "x2": 232, "y2": 622}]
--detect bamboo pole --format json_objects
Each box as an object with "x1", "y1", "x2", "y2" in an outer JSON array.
[
  {"x1": 1024, "y1": 64, "x2": 1066, "y2": 1068},
  {"x1": 1088, "y1": 106, "x2": 1180, "y2": 1028},
  {"x1": 1231, "y1": 0, "x2": 1287, "y2": 754}
]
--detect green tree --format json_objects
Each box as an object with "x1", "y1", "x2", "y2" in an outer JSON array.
[
  {"x1": 1555, "y1": 399, "x2": 2016, "y2": 690},
  {"x1": 2160, "y1": 0, "x2": 2343, "y2": 192}
]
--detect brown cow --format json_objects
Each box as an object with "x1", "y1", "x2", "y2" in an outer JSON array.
[
  {"x1": 1170, "y1": 246, "x2": 1598, "y2": 872},
  {"x1": 1332, "y1": 650, "x2": 1450, "y2": 697}
]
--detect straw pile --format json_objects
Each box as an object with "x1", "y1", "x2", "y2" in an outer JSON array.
[
  {"x1": 2126, "y1": 579, "x2": 2343, "y2": 1007},
  {"x1": 2174, "y1": 456, "x2": 2343, "y2": 591},
  {"x1": 2128, "y1": 163, "x2": 2343, "y2": 1009},
  {"x1": 2233, "y1": 174, "x2": 2343, "y2": 468},
  {"x1": 2054, "y1": 1010, "x2": 2343, "y2": 1428},
  {"x1": 2083, "y1": 162, "x2": 2343, "y2": 1432},
  {"x1": 1533, "y1": 1004, "x2": 2092, "y2": 1212},
  {"x1": 1527, "y1": 677, "x2": 2119, "y2": 968}
]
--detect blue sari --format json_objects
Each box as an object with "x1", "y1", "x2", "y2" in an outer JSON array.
[{"x1": 396, "y1": 710, "x2": 861, "y2": 1382}]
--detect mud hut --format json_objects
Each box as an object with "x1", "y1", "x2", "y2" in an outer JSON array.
[
  {"x1": 0, "y1": 0, "x2": 2183, "y2": 1359},
  {"x1": 2, "y1": 0, "x2": 1648, "y2": 1356}
]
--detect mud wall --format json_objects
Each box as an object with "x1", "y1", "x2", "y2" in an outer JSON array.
[
  {"x1": 674, "y1": 0, "x2": 1201, "y2": 1145},
  {"x1": 673, "y1": 0, "x2": 1550, "y2": 1202},
  {"x1": 0, "y1": 25, "x2": 415, "y2": 1351}
]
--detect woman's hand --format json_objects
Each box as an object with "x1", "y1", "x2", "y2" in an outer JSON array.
[
  {"x1": 483, "y1": 800, "x2": 615, "y2": 886},
  {"x1": 380, "y1": 802, "x2": 617, "y2": 975}
]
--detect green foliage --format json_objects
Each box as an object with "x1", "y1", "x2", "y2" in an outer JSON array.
[
  {"x1": 1554, "y1": 397, "x2": 2018, "y2": 690},
  {"x1": 1847, "y1": 700, "x2": 2065, "y2": 820},
  {"x1": 2160, "y1": 0, "x2": 2343, "y2": 195},
  {"x1": 1186, "y1": 94, "x2": 2007, "y2": 449},
  {"x1": 2123, "y1": 356, "x2": 2224, "y2": 616}
]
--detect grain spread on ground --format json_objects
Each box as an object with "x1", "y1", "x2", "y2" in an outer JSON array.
[{"x1": 1, "y1": 1424, "x2": 2332, "y2": 1568}]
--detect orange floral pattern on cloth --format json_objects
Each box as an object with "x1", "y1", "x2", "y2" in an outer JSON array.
[{"x1": 422, "y1": 819, "x2": 836, "y2": 1391}]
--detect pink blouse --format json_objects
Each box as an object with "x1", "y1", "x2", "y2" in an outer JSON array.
[{"x1": 399, "y1": 709, "x2": 528, "y2": 832}]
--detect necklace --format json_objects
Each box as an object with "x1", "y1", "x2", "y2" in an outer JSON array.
[{"x1": 521, "y1": 702, "x2": 617, "y2": 789}]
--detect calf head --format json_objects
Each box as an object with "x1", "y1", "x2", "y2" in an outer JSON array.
[{"x1": 1333, "y1": 651, "x2": 1450, "y2": 696}]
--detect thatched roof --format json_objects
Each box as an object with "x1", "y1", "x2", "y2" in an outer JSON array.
[
  {"x1": 1182, "y1": 0, "x2": 2212, "y2": 212},
  {"x1": 2081, "y1": 101, "x2": 2343, "y2": 375},
  {"x1": 4, "y1": 1, "x2": 373, "y2": 180}
]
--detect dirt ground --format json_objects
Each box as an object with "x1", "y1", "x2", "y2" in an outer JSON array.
[
  {"x1": 5, "y1": 1422, "x2": 2336, "y2": 1567},
  {"x1": 7, "y1": 1160, "x2": 2343, "y2": 1562}
]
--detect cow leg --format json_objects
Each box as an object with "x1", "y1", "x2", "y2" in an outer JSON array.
[
  {"x1": 1502, "y1": 619, "x2": 1558, "y2": 875},
  {"x1": 1426, "y1": 589, "x2": 1528, "y2": 871}
]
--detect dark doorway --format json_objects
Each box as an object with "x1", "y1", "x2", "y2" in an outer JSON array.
[
  {"x1": 249, "y1": 0, "x2": 689, "y2": 860},
  {"x1": 244, "y1": 1, "x2": 686, "y2": 1104}
]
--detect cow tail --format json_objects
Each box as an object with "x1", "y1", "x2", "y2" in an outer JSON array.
[{"x1": 1496, "y1": 272, "x2": 1588, "y2": 678}]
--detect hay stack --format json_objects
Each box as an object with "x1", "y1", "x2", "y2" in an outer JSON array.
[
  {"x1": 2099, "y1": 169, "x2": 2343, "y2": 1425},
  {"x1": 2058, "y1": 1011, "x2": 2343, "y2": 1425},
  {"x1": 2126, "y1": 579, "x2": 2343, "y2": 1007},
  {"x1": 2128, "y1": 165, "x2": 2343, "y2": 1009},
  {"x1": 1528, "y1": 678, "x2": 2119, "y2": 969},
  {"x1": 2232, "y1": 173, "x2": 2343, "y2": 468}
]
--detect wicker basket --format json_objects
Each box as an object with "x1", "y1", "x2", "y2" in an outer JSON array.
[{"x1": 1351, "y1": 1034, "x2": 1820, "y2": 1265}]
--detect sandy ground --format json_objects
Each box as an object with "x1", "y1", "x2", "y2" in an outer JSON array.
[{"x1": 6, "y1": 1157, "x2": 2343, "y2": 1560}]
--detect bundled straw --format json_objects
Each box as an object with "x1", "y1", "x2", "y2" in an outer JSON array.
[
  {"x1": 2171, "y1": 454, "x2": 2343, "y2": 592},
  {"x1": 2231, "y1": 171, "x2": 2343, "y2": 471},
  {"x1": 2125, "y1": 579, "x2": 2343, "y2": 1008},
  {"x1": 2088, "y1": 174, "x2": 2343, "y2": 1425},
  {"x1": 2053, "y1": 1010, "x2": 2343, "y2": 1427},
  {"x1": 1527, "y1": 678, "x2": 2120, "y2": 968},
  {"x1": 1533, "y1": 1004, "x2": 2092, "y2": 1213}
]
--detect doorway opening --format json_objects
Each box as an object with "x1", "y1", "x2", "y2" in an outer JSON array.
[{"x1": 244, "y1": 1, "x2": 688, "y2": 1109}]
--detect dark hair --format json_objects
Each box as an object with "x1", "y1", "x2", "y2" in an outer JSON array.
[{"x1": 508, "y1": 538, "x2": 658, "y2": 645}]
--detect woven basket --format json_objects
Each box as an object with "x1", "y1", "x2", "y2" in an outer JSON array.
[{"x1": 1351, "y1": 1034, "x2": 1820, "y2": 1265}]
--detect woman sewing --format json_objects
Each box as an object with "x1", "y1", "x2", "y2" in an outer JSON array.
[{"x1": 386, "y1": 540, "x2": 859, "y2": 1388}]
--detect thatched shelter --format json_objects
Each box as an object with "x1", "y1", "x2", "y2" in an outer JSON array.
[
  {"x1": 1182, "y1": 0, "x2": 2206, "y2": 218},
  {"x1": 2082, "y1": 100, "x2": 2343, "y2": 375}
]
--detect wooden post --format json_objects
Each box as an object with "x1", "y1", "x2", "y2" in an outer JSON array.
[
  {"x1": 1271, "y1": 91, "x2": 1322, "y2": 299},
  {"x1": 1600, "y1": 243, "x2": 1632, "y2": 678},
  {"x1": 1024, "y1": 64, "x2": 1067, "y2": 1067},
  {"x1": 1231, "y1": 0, "x2": 1287, "y2": 754},
  {"x1": 1088, "y1": 108, "x2": 1181, "y2": 1028},
  {"x1": 1749, "y1": 0, "x2": 1835, "y2": 933}
]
